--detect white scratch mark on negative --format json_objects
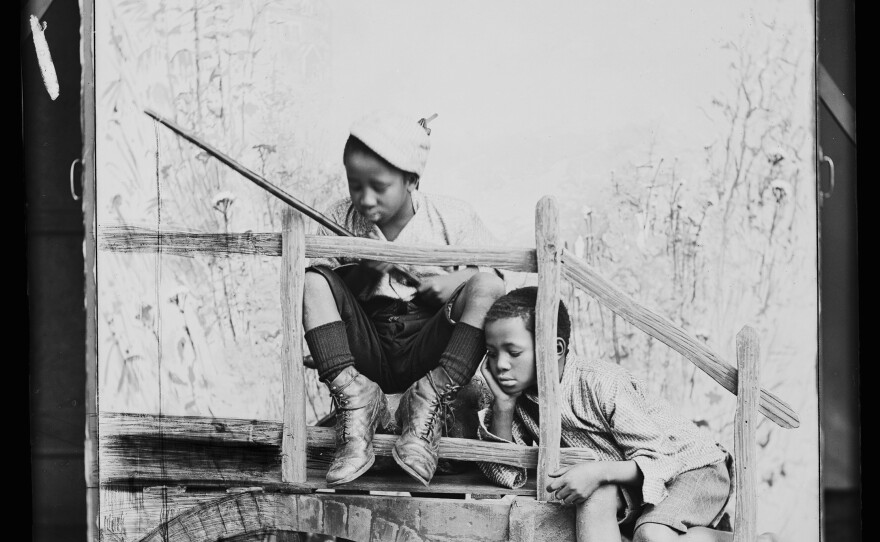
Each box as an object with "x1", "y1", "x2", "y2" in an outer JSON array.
[{"x1": 30, "y1": 15, "x2": 60, "y2": 100}]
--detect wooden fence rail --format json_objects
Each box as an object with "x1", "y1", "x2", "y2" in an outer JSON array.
[
  {"x1": 560, "y1": 250, "x2": 799, "y2": 430},
  {"x1": 281, "y1": 210, "x2": 307, "y2": 484},
  {"x1": 733, "y1": 326, "x2": 760, "y2": 542},
  {"x1": 534, "y1": 197, "x2": 563, "y2": 501},
  {"x1": 98, "y1": 226, "x2": 799, "y2": 430},
  {"x1": 98, "y1": 226, "x2": 538, "y2": 271},
  {"x1": 98, "y1": 412, "x2": 597, "y2": 478}
]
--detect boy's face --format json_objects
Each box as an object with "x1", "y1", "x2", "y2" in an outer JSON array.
[
  {"x1": 344, "y1": 148, "x2": 415, "y2": 227},
  {"x1": 484, "y1": 317, "x2": 538, "y2": 395}
]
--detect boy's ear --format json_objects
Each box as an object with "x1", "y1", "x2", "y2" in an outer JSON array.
[{"x1": 555, "y1": 338, "x2": 567, "y2": 357}]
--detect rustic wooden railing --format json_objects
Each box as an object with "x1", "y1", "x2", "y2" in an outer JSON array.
[
  {"x1": 99, "y1": 195, "x2": 793, "y2": 541},
  {"x1": 100, "y1": 204, "x2": 800, "y2": 432}
]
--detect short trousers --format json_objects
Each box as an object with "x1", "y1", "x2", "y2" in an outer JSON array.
[
  {"x1": 634, "y1": 456, "x2": 733, "y2": 533},
  {"x1": 306, "y1": 265, "x2": 467, "y2": 394}
]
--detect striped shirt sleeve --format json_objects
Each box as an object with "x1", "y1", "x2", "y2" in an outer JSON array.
[
  {"x1": 475, "y1": 407, "x2": 529, "y2": 489},
  {"x1": 593, "y1": 372, "x2": 676, "y2": 505}
]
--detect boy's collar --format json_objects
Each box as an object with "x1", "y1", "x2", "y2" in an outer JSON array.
[
  {"x1": 522, "y1": 351, "x2": 572, "y2": 402},
  {"x1": 411, "y1": 189, "x2": 424, "y2": 213}
]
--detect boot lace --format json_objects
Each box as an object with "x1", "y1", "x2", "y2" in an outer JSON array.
[
  {"x1": 329, "y1": 374, "x2": 358, "y2": 442},
  {"x1": 419, "y1": 379, "x2": 460, "y2": 442},
  {"x1": 332, "y1": 392, "x2": 351, "y2": 442}
]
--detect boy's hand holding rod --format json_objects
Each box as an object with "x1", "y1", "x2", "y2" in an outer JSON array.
[{"x1": 144, "y1": 108, "x2": 422, "y2": 297}]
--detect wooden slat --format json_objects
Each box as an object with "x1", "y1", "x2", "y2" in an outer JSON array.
[
  {"x1": 81, "y1": 0, "x2": 99, "y2": 540},
  {"x1": 99, "y1": 226, "x2": 282, "y2": 256},
  {"x1": 560, "y1": 249, "x2": 800, "y2": 430},
  {"x1": 98, "y1": 412, "x2": 596, "y2": 472},
  {"x1": 98, "y1": 412, "x2": 279, "y2": 445},
  {"x1": 97, "y1": 227, "x2": 538, "y2": 271},
  {"x1": 733, "y1": 326, "x2": 759, "y2": 542},
  {"x1": 818, "y1": 63, "x2": 856, "y2": 144},
  {"x1": 281, "y1": 209, "x2": 307, "y2": 483},
  {"x1": 308, "y1": 427, "x2": 597, "y2": 470},
  {"x1": 97, "y1": 411, "x2": 604, "y2": 497},
  {"x1": 101, "y1": 469, "x2": 537, "y2": 498},
  {"x1": 98, "y1": 437, "x2": 281, "y2": 486},
  {"x1": 304, "y1": 236, "x2": 537, "y2": 271},
  {"x1": 534, "y1": 196, "x2": 563, "y2": 502},
  {"x1": 304, "y1": 468, "x2": 536, "y2": 496}
]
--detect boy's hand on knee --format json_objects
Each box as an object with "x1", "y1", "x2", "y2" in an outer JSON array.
[{"x1": 547, "y1": 462, "x2": 609, "y2": 505}]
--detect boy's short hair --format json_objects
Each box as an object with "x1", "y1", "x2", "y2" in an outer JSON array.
[{"x1": 484, "y1": 286, "x2": 571, "y2": 346}]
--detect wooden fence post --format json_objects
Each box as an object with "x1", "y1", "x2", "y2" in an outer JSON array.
[
  {"x1": 281, "y1": 209, "x2": 307, "y2": 483},
  {"x1": 535, "y1": 196, "x2": 563, "y2": 502},
  {"x1": 733, "y1": 326, "x2": 759, "y2": 542}
]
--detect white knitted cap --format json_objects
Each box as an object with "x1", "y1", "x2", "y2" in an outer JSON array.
[{"x1": 349, "y1": 110, "x2": 434, "y2": 177}]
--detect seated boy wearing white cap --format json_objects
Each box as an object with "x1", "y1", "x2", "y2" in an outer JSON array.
[{"x1": 303, "y1": 111, "x2": 505, "y2": 487}]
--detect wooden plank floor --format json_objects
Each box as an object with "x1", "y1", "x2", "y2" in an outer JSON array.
[{"x1": 99, "y1": 412, "x2": 536, "y2": 497}]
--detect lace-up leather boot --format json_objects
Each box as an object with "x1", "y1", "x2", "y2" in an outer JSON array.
[
  {"x1": 325, "y1": 366, "x2": 390, "y2": 486},
  {"x1": 391, "y1": 366, "x2": 461, "y2": 486}
]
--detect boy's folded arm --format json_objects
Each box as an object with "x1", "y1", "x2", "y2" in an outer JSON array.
[
  {"x1": 593, "y1": 460, "x2": 644, "y2": 488},
  {"x1": 589, "y1": 371, "x2": 678, "y2": 505},
  {"x1": 475, "y1": 408, "x2": 528, "y2": 489}
]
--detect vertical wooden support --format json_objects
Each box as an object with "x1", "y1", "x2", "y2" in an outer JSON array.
[
  {"x1": 81, "y1": 0, "x2": 100, "y2": 539},
  {"x1": 535, "y1": 196, "x2": 563, "y2": 502},
  {"x1": 733, "y1": 326, "x2": 759, "y2": 542},
  {"x1": 281, "y1": 209, "x2": 307, "y2": 483}
]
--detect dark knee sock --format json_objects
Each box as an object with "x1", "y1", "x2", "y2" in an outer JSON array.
[
  {"x1": 437, "y1": 322, "x2": 485, "y2": 387},
  {"x1": 304, "y1": 320, "x2": 354, "y2": 383}
]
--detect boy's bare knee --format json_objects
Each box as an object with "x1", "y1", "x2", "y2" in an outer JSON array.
[
  {"x1": 576, "y1": 484, "x2": 620, "y2": 522},
  {"x1": 304, "y1": 270, "x2": 333, "y2": 298},
  {"x1": 464, "y1": 271, "x2": 505, "y2": 299},
  {"x1": 633, "y1": 523, "x2": 677, "y2": 542},
  {"x1": 586, "y1": 484, "x2": 620, "y2": 512},
  {"x1": 303, "y1": 271, "x2": 342, "y2": 329}
]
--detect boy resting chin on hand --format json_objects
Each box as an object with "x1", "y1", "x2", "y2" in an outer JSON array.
[{"x1": 476, "y1": 287, "x2": 780, "y2": 542}]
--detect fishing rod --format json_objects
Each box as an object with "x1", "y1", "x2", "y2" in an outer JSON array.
[{"x1": 144, "y1": 108, "x2": 421, "y2": 289}]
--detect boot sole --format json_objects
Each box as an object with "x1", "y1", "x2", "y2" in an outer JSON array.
[
  {"x1": 391, "y1": 446, "x2": 431, "y2": 487},
  {"x1": 326, "y1": 453, "x2": 376, "y2": 487}
]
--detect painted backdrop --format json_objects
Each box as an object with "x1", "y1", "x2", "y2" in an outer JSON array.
[{"x1": 95, "y1": 1, "x2": 818, "y2": 539}]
